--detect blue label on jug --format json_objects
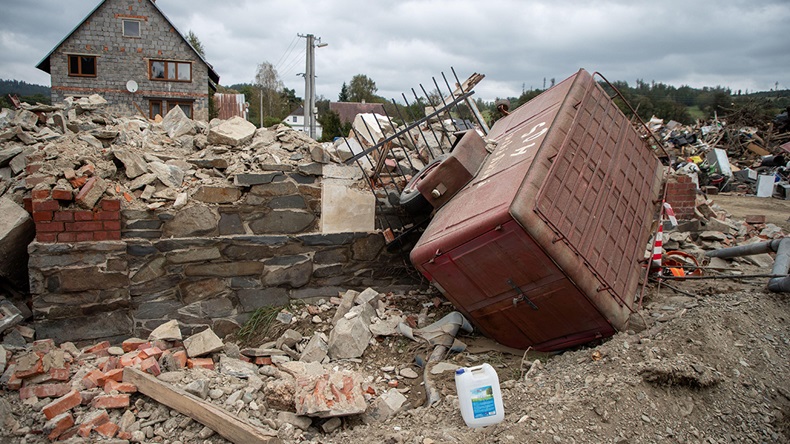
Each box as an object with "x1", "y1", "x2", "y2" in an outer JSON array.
[{"x1": 470, "y1": 385, "x2": 496, "y2": 418}]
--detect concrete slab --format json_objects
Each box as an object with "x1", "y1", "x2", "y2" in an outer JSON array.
[{"x1": 320, "y1": 179, "x2": 375, "y2": 234}]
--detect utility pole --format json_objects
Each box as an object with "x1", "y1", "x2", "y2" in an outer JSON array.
[{"x1": 298, "y1": 33, "x2": 327, "y2": 139}]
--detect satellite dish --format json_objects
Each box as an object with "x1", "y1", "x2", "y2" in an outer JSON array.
[{"x1": 126, "y1": 80, "x2": 138, "y2": 93}]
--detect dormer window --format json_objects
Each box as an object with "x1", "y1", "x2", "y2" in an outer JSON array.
[{"x1": 123, "y1": 19, "x2": 141, "y2": 37}]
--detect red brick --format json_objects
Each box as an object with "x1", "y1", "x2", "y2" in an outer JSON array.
[
  {"x1": 82, "y1": 409, "x2": 110, "y2": 427},
  {"x1": 172, "y1": 350, "x2": 187, "y2": 369},
  {"x1": 26, "y1": 163, "x2": 42, "y2": 174},
  {"x1": 95, "y1": 421, "x2": 119, "y2": 438},
  {"x1": 57, "y1": 232, "x2": 77, "y2": 242},
  {"x1": 26, "y1": 153, "x2": 44, "y2": 163},
  {"x1": 31, "y1": 188, "x2": 51, "y2": 200},
  {"x1": 95, "y1": 210, "x2": 119, "y2": 221},
  {"x1": 254, "y1": 357, "x2": 273, "y2": 366},
  {"x1": 107, "y1": 231, "x2": 122, "y2": 240},
  {"x1": 36, "y1": 221, "x2": 64, "y2": 233},
  {"x1": 36, "y1": 233, "x2": 57, "y2": 243},
  {"x1": 77, "y1": 163, "x2": 95, "y2": 177},
  {"x1": 187, "y1": 358, "x2": 215, "y2": 370},
  {"x1": 122, "y1": 338, "x2": 148, "y2": 353},
  {"x1": 75, "y1": 231, "x2": 94, "y2": 242},
  {"x1": 32, "y1": 211, "x2": 53, "y2": 222},
  {"x1": 19, "y1": 383, "x2": 71, "y2": 400},
  {"x1": 104, "y1": 380, "x2": 137, "y2": 393},
  {"x1": 138, "y1": 347, "x2": 163, "y2": 360},
  {"x1": 68, "y1": 221, "x2": 104, "y2": 232},
  {"x1": 93, "y1": 231, "x2": 110, "y2": 241},
  {"x1": 117, "y1": 430, "x2": 133, "y2": 440},
  {"x1": 84, "y1": 341, "x2": 111, "y2": 354},
  {"x1": 91, "y1": 394, "x2": 130, "y2": 409},
  {"x1": 100, "y1": 199, "x2": 121, "y2": 211},
  {"x1": 136, "y1": 342, "x2": 154, "y2": 351},
  {"x1": 42, "y1": 389, "x2": 81, "y2": 420},
  {"x1": 103, "y1": 220, "x2": 122, "y2": 231},
  {"x1": 140, "y1": 357, "x2": 161, "y2": 376},
  {"x1": 73, "y1": 210, "x2": 94, "y2": 221},
  {"x1": 44, "y1": 412, "x2": 74, "y2": 440},
  {"x1": 78, "y1": 424, "x2": 93, "y2": 438},
  {"x1": 48, "y1": 364, "x2": 70, "y2": 381},
  {"x1": 81, "y1": 369, "x2": 105, "y2": 390},
  {"x1": 25, "y1": 175, "x2": 51, "y2": 187},
  {"x1": 80, "y1": 390, "x2": 98, "y2": 406},
  {"x1": 68, "y1": 176, "x2": 88, "y2": 188},
  {"x1": 51, "y1": 188, "x2": 74, "y2": 201},
  {"x1": 53, "y1": 211, "x2": 75, "y2": 222},
  {"x1": 32, "y1": 199, "x2": 60, "y2": 212},
  {"x1": 23, "y1": 197, "x2": 32, "y2": 213},
  {"x1": 103, "y1": 368, "x2": 124, "y2": 383},
  {"x1": 14, "y1": 359, "x2": 44, "y2": 379}
]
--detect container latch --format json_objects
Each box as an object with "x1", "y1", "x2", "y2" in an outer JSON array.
[{"x1": 507, "y1": 279, "x2": 538, "y2": 310}]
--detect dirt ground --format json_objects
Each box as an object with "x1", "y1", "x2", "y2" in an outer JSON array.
[{"x1": 711, "y1": 193, "x2": 790, "y2": 232}]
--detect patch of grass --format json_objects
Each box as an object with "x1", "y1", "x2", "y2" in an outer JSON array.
[
  {"x1": 237, "y1": 300, "x2": 305, "y2": 344},
  {"x1": 687, "y1": 106, "x2": 706, "y2": 120}
]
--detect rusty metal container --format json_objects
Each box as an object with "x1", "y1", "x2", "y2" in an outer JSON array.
[{"x1": 410, "y1": 69, "x2": 664, "y2": 351}]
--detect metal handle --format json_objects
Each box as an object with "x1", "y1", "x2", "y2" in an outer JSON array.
[{"x1": 508, "y1": 279, "x2": 538, "y2": 310}]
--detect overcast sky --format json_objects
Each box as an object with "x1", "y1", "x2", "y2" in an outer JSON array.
[{"x1": 2, "y1": 0, "x2": 788, "y2": 103}]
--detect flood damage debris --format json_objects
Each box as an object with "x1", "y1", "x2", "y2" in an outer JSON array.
[{"x1": 410, "y1": 69, "x2": 665, "y2": 352}]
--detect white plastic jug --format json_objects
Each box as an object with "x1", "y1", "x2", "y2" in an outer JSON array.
[{"x1": 454, "y1": 363, "x2": 504, "y2": 427}]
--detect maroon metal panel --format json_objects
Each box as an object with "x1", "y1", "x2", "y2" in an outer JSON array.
[
  {"x1": 411, "y1": 69, "x2": 663, "y2": 351},
  {"x1": 214, "y1": 94, "x2": 246, "y2": 120}
]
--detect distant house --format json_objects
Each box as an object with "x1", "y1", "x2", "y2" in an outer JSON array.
[
  {"x1": 36, "y1": 0, "x2": 219, "y2": 121},
  {"x1": 284, "y1": 106, "x2": 323, "y2": 140},
  {"x1": 330, "y1": 102, "x2": 386, "y2": 126}
]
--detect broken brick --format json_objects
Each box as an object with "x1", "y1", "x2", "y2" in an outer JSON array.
[
  {"x1": 187, "y1": 358, "x2": 215, "y2": 370},
  {"x1": 42, "y1": 389, "x2": 81, "y2": 420},
  {"x1": 104, "y1": 379, "x2": 137, "y2": 393},
  {"x1": 19, "y1": 383, "x2": 71, "y2": 400},
  {"x1": 255, "y1": 357, "x2": 273, "y2": 366},
  {"x1": 78, "y1": 424, "x2": 93, "y2": 438},
  {"x1": 82, "y1": 409, "x2": 110, "y2": 427},
  {"x1": 94, "y1": 421, "x2": 119, "y2": 438},
  {"x1": 172, "y1": 350, "x2": 187, "y2": 369},
  {"x1": 81, "y1": 369, "x2": 105, "y2": 389},
  {"x1": 84, "y1": 341, "x2": 111, "y2": 354},
  {"x1": 140, "y1": 356, "x2": 161, "y2": 376},
  {"x1": 44, "y1": 412, "x2": 74, "y2": 440},
  {"x1": 138, "y1": 346, "x2": 163, "y2": 360},
  {"x1": 103, "y1": 367, "x2": 124, "y2": 383},
  {"x1": 91, "y1": 394, "x2": 130, "y2": 409}
]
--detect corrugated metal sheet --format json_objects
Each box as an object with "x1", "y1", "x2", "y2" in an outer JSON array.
[{"x1": 214, "y1": 94, "x2": 247, "y2": 120}]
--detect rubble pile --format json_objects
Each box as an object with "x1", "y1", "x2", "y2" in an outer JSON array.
[
  {"x1": 645, "y1": 115, "x2": 790, "y2": 198},
  {"x1": 0, "y1": 287, "x2": 455, "y2": 442},
  {"x1": 0, "y1": 94, "x2": 332, "y2": 214}
]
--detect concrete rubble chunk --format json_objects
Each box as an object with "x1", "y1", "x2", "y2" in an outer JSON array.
[
  {"x1": 207, "y1": 116, "x2": 256, "y2": 147},
  {"x1": 219, "y1": 355, "x2": 258, "y2": 379},
  {"x1": 299, "y1": 332, "x2": 328, "y2": 363},
  {"x1": 113, "y1": 149, "x2": 149, "y2": 179},
  {"x1": 366, "y1": 388, "x2": 407, "y2": 422},
  {"x1": 161, "y1": 105, "x2": 196, "y2": 138},
  {"x1": 183, "y1": 328, "x2": 224, "y2": 358},
  {"x1": 355, "y1": 287, "x2": 381, "y2": 306},
  {"x1": 276, "y1": 329, "x2": 303, "y2": 349},
  {"x1": 148, "y1": 161, "x2": 184, "y2": 188},
  {"x1": 0, "y1": 145, "x2": 23, "y2": 167},
  {"x1": 184, "y1": 379, "x2": 210, "y2": 399},
  {"x1": 277, "y1": 411, "x2": 312, "y2": 431},
  {"x1": 12, "y1": 109, "x2": 39, "y2": 131},
  {"x1": 328, "y1": 315, "x2": 372, "y2": 360},
  {"x1": 287, "y1": 363, "x2": 368, "y2": 418},
  {"x1": 0, "y1": 197, "x2": 35, "y2": 290},
  {"x1": 148, "y1": 319, "x2": 182, "y2": 341},
  {"x1": 75, "y1": 94, "x2": 108, "y2": 112},
  {"x1": 332, "y1": 290, "x2": 358, "y2": 325}
]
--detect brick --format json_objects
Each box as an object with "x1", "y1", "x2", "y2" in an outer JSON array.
[
  {"x1": 69, "y1": 221, "x2": 104, "y2": 232},
  {"x1": 100, "y1": 199, "x2": 121, "y2": 211},
  {"x1": 26, "y1": 163, "x2": 42, "y2": 174},
  {"x1": 51, "y1": 188, "x2": 74, "y2": 201},
  {"x1": 36, "y1": 221, "x2": 64, "y2": 232},
  {"x1": 73, "y1": 210, "x2": 94, "y2": 221},
  {"x1": 48, "y1": 365, "x2": 70, "y2": 381},
  {"x1": 32, "y1": 211, "x2": 53, "y2": 222},
  {"x1": 136, "y1": 342, "x2": 153, "y2": 351},
  {"x1": 57, "y1": 232, "x2": 77, "y2": 242},
  {"x1": 36, "y1": 233, "x2": 57, "y2": 243},
  {"x1": 76, "y1": 231, "x2": 95, "y2": 242},
  {"x1": 69, "y1": 176, "x2": 88, "y2": 188},
  {"x1": 103, "y1": 368, "x2": 124, "y2": 383},
  {"x1": 95, "y1": 210, "x2": 119, "y2": 220},
  {"x1": 82, "y1": 369, "x2": 105, "y2": 390},
  {"x1": 92, "y1": 231, "x2": 110, "y2": 241},
  {"x1": 138, "y1": 347, "x2": 163, "y2": 360},
  {"x1": 84, "y1": 341, "x2": 111, "y2": 354},
  {"x1": 25, "y1": 175, "x2": 51, "y2": 187},
  {"x1": 26, "y1": 153, "x2": 44, "y2": 163},
  {"x1": 82, "y1": 409, "x2": 110, "y2": 427},
  {"x1": 19, "y1": 383, "x2": 71, "y2": 400},
  {"x1": 140, "y1": 357, "x2": 161, "y2": 376},
  {"x1": 172, "y1": 350, "x2": 187, "y2": 369},
  {"x1": 44, "y1": 412, "x2": 74, "y2": 440},
  {"x1": 7, "y1": 373, "x2": 22, "y2": 390},
  {"x1": 104, "y1": 380, "x2": 137, "y2": 393},
  {"x1": 42, "y1": 389, "x2": 81, "y2": 420},
  {"x1": 122, "y1": 338, "x2": 148, "y2": 353},
  {"x1": 32, "y1": 199, "x2": 59, "y2": 212},
  {"x1": 63, "y1": 168, "x2": 76, "y2": 180},
  {"x1": 254, "y1": 357, "x2": 273, "y2": 366},
  {"x1": 117, "y1": 430, "x2": 133, "y2": 440},
  {"x1": 95, "y1": 421, "x2": 119, "y2": 438},
  {"x1": 80, "y1": 390, "x2": 98, "y2": 406},
  {"x1": 187, "y1": 358, "x2": 215, "y2": 370},
  {"x1": 91, "y1": 394, "x2": 130, "y2": 409},
  {"x1": 103, "y1": 220, "x2": 122, "y2": 231},
  {"x1": 745, "y1": 215, "x2": 766, "y2": 224},
  {"x1": 31, "y1": 188, "x2": 51, "y2": 199},
  {"x1": 53, "y1": 211, "x2": 75, "y2": 222},
  {"x1": 77, "y1": 163, "x2": 95, "y2": 177},
  {"x1": 23, "y1": 197, "x2": 32, "y2": 213},
  {"x1": 14, "y1": 359, "x2": 44, "y2": 379},
  {"x1": 78, "y1": 424, "x2": 93, "y2": 438}
]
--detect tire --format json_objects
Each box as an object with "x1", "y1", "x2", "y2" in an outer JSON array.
[{"x1": 399, "y1": 154, "x2": 449, "y2": 215}]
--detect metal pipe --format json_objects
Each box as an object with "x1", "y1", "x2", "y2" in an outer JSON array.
[
  {"x1": 768, "y1": 238, "x2": 790, "y2": 292},
  {"x1": 704, "y1": 239, "x2": 779, "y2": 258}
]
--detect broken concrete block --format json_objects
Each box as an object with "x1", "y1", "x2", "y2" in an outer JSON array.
[
  {"x1": 0, "y1": 145, "x2": 23, "y2": 167},
  {"x1": 129, "y1": 172, "x2": 157, "y2": 190},
  {"x1": 328, "y1": 315, "x2": 372, "y2": 360},
  {"x1": 299, "y1": 332, "x2": 328, "y2": 363},
  {"x1": 75, "y1": 94, "x2": 108, "y2": 112},
  {"x1": 219, "y1": 356, "x2": 258, "y2": 379},
  {"x1": 277, "y1": 411, "x2": 312, "y2": 431},
  {"x1": 148, "y1": 161, "x2": 184, "y2": 188},
  {"x1": 290, "y1": 365, "x2": 367, "y2": 417},
  {"x1": 112, "y1": 149, "x2": 149, "y2": 179},
  {"x1": 183, "y1": 328, "x2": 224, "y2": 358},
  {"x1": 354, "y1": 287, "x2": 380, "y2": 307},
  {"x1": 12, "y1": 109, "x2": 38, "y2": 131},
  {"x1": 0, "y1": 198, "x2": 35, "y2": 290},
  {"x1": 276, "y1": 329, "x2": 303, "y2": 349},
  {"x1": 366, "y1": 388, "x2": 407, "y2": 422},
  {"x1": 162, "y1": 105, "x2": 196, "y2": 139},
  {"x1": 148, "y1": 319, "x2": 182, "y2": 341},
  {"x1": 184, "y1": 379, "x2": 210, "y2": 399},
  {"x1": 207, "y1": 116, "x2": 256, "y2": 147},
  {"x1": 0, "y1": 299, "x2": 23, "y2": 335},
  {"x1": 233, "y1": 172, "x2": 282, "y2": 187}
]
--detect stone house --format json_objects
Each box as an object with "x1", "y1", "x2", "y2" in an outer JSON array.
[{"x1": 36, "y1": 0, "x2": 219, "y2": 121}]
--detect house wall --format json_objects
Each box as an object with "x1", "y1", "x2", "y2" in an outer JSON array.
[{"x1": 48, "y1": 0, "x2": 212, "y2": 120}]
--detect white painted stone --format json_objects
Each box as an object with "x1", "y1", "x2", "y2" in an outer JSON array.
[
  {"x1": 148, "y1": 319, "x2": 182, "y2": 341},
  {"x1": 183, "y1": 328, "x2": 224, "y2": 358},
  {"x1": 321, "y1": 178, "x2": 375, "y2": 234}
]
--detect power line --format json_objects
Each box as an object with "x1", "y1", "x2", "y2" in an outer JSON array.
[
  {"x1": 274, "y1": 35, "x2": 299, "y2": 72},
  {"x1": 279, "y1": 47, "x2": 306, "y2": 78}
]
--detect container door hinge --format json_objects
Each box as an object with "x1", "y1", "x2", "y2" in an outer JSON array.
[{"x1": 508, "y1": 279, "x2": 538, "y2": 310}]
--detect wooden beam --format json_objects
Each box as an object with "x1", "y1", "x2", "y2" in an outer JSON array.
[{"x1": 123, "y1": 367, "x2": 280, "y2": 444}]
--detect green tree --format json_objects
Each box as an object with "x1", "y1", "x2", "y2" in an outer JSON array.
[
  {"x1": 254, "y1": 61, "x2": 287, "y2": 123},
  {"x1": 348, "y1": 74, "x2": 378, "y2": 102},
  {"x1": 338, "y1": 82, "x2": 349, "y2": 102},
  {"x1": 186, "y1": 30, "x2": 205, "y2": 58}
]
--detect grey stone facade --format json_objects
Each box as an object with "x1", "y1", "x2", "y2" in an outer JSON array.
[{"x1": 37, "y1": 0, "x2": 217, "y2": 121}]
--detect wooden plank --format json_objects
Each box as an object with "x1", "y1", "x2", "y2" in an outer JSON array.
[{"x1": 123, "y1": 367, "x2": 280, "y2": 444}]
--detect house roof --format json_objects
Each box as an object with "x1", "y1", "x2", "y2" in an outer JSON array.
[
  {"x1": 35, "y1": 0, "x2": 219, "y2": 85},
  {"x1": 329, "y1": 102, "x2": 386, "y2": 125}
]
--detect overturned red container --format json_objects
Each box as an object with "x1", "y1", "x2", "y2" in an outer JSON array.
[{"x1": 410, "y1": 69, "x2": 664, "y2": 351}]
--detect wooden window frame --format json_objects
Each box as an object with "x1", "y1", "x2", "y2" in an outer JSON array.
[
  {"x1": 68, "y1": 55, "x2": 97, "y2": 77},
  {"x1": 167, "y1": 101, "x2": 193, "y2": 119},
  {"x1": 149, "y1": 99, "x2": 163, "y2": 119},
  {"x1": 149, "y1": 60, "x2": 192, "y2": 82},
  {"x1": 122, "y1": 19, "x2": 141, "y2": 38}
]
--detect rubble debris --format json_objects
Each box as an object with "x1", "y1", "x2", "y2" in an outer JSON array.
[{"x1": 0, "y1": 197, "x2": 35, "y2": 290}]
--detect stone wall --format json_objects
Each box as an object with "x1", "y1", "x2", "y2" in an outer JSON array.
[
  {"x1": 48, "y1": 0, "x2": 212, "y2": 120},
  {"x1": 28, "y1": 231, "x2": 420, "y2": 344}
]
